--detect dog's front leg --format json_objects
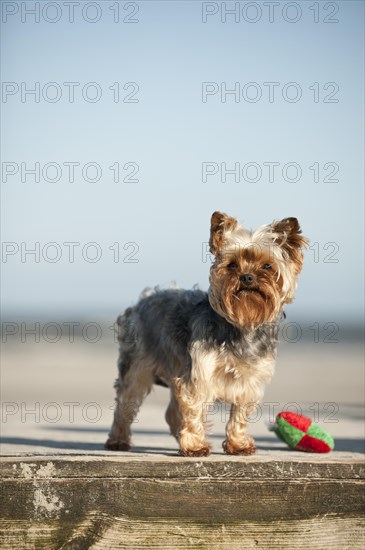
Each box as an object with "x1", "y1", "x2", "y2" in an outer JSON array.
[
  {"x1": 177, "y1": 388, "x2": 211, "y2": 457},
  {"x1": 175, "y1": 377, "x2": 211, "y2": 457},
  {"x1": 175, "y1": 344, "x2": 217, "y2": 457},
  {"x1": 223, "y1": 402, "x2": 257, "y2": 455}
]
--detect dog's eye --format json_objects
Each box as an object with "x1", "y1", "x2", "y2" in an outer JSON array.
[
  {"x1": 227, "y1": 262, "x2": 238, "y2": 270},
  {"x1": 262, "y1": 263, "x2": 271, "y2": 270}
]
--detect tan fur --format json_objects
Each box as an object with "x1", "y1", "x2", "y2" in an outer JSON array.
[{"x1": 173, "y1": 341, "x2": 275, "y2": 455}]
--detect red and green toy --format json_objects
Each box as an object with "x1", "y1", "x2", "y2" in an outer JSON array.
[{"x1": 273, "y1": 411, "x2": 335, "y2": 453}]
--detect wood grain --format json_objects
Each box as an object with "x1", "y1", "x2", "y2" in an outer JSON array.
[{"x1": 1, "y1": 455, "x2": 364, "y2": 549}]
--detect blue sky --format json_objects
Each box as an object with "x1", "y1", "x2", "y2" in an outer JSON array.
[{"x1": 1, "y1": 0, "x2": 364, "y2": 323}]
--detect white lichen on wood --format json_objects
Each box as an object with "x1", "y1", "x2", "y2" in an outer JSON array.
[
  {"x1": 14, "y1": 461, "x2": 64, "y2": 519},
  {"x1": 33, "y1": 485, "x2": 64, "y2": 519}
]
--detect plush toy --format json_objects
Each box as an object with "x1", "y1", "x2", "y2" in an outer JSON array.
[{"x1": 273, "y1": 411, "x2": 334, "y2": 453}]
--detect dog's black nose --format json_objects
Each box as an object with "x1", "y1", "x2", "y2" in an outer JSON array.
[{"x1": 241, "y1": 274, "x2": 254, "y2": 285}]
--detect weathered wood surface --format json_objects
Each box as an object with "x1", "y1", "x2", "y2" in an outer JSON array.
[
  {"x1": 1, "y1": 454, "x2": 364, "y2": 480},
  {"x1": 1, "y1": 455, "x2": 364, "y2": 549},
  {"x1": 1, "y1": 516, "x2": 364, "y2": 550}
]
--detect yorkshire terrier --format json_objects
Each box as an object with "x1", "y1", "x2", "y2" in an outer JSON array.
[{"x1": 106, "y1": 211, "x2": 308, "y2": 456}]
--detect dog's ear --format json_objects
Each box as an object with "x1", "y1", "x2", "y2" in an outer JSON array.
[
  {"x1": 209, "y1": 211, "x2": 239, "y2": 255},
  {"x1": 271, "y1": 217, "x2": 309, "y2": 272}
]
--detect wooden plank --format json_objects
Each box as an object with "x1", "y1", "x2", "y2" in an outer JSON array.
[
  {"x1": 1, "y1": 455, "x2": 364, "y2": 549},
  {"x1": 1, "y1": 478, "x2": 364, "y2": 521},
  {"x1": 0, "y1": 516, "x2": 364, "y2": 550},
  {"x1": 1, "y1": 455, "x2": 364, "y2": 480}
]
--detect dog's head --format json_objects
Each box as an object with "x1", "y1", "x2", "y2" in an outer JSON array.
[{"x1": 208, "y1": 211, "x2": 308, "y2": 328}]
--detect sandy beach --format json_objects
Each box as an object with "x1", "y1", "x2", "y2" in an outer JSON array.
[{"x1": 1, "y1": 329, "x2": 364, "y2": 456}]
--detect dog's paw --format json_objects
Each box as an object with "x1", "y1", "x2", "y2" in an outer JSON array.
[
  {"x1": 105, "y1": 439, "x2": 131, "y2": 451},
  {"x1": 178, "y1": 445, "x2": 211, "y2": 457},
  {"x1": 223, "y1": 436, "x2": 256, "y2": 456}
]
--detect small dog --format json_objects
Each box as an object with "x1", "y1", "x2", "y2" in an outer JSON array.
[{"x1": 106, "y1": 212, "x2": 308, "y2": 456}]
